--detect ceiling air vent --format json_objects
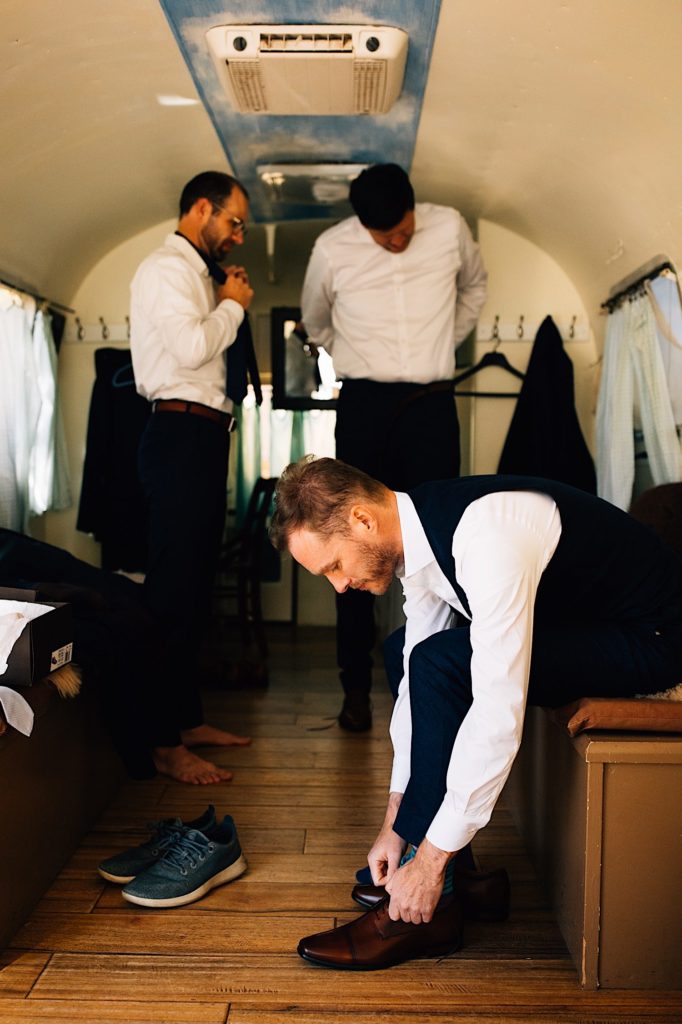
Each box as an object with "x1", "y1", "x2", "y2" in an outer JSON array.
[{"x1": 205, "y1": 24, "x2": 408, "y2": 115}]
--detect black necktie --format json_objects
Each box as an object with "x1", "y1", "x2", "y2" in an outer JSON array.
[{"x1": 174, "y1": 232, "x2": 262, "y2": 406}]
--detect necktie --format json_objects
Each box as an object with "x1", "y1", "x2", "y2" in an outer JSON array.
[{"x1": 174, "y1": 232, "x2": 262, "y2": 405}]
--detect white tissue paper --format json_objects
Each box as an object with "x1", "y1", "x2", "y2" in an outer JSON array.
[{"x1": 0, "y1": 600, "x2": 55, "y2": 676}]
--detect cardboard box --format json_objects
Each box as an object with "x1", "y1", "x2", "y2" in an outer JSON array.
[{"x1": 0, "y1": 588, "x2": 73, "y2": 688}]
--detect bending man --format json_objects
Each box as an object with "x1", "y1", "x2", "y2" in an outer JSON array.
[{"x1": 270, "y1": 456, "x2": 682, "y2": 969}]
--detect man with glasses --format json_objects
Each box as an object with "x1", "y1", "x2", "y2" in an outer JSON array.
[
  {"x1": 300, "y1": 163, "x2": 488, "y2": 732},
  {"x1": 130, "y1": 171, "x2": 253, "y2": 785}
]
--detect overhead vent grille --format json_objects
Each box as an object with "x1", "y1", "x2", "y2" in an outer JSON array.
[
  {"x1": 259, "y1": 32, "x2": 353, "y2": 52},
  {"x1": 227, "y1": 61, "x2": 267, "y2": 113},
  {"x1": 205, "y1": 24, "x2": 408, "y2": 115}
]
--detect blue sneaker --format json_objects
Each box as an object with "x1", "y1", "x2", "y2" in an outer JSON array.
[
  {"x1": 97, "y1": 806, "x2": 217, "y2": 883},
  {"x1": 121, "y1": 816, "x2": 247, "y2": 908}
]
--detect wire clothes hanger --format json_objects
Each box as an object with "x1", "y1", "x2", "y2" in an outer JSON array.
[{"x1": 453, "y1": 325, "x2": 525, "y2": 398}]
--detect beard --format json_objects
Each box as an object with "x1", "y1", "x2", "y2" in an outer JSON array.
[
  {"x1": 201, "y1": 219, "x2": 233, "y2": 263},
  {"x1": 353, "y1": 539, "x2": 401, "y2": 595}
]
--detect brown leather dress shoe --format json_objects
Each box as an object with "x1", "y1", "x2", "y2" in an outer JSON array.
[
  {"x1": 297, "y1": 894, "x2": 463, "y2": 970},
  {"x1": 352, "y1": 866, "x2": 510, "y2": 922},
  {"x1": 338, "y1": 693, "x2": 372, "y2": 732}
]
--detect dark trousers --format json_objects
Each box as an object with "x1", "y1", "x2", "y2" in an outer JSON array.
[
  {"x1": 138, "y1": 411, "x2": 230, "y2": 730},
  {"x1": 385, "y1": 616, "x2": 682, "y2": 847},
  {"x1": 334, "y1": 379, "x2": 460, "y2": 696}
]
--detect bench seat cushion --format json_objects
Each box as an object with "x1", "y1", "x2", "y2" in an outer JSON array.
[{"x1": 548, "y1": 696, "x2": 682, "y2": 736}]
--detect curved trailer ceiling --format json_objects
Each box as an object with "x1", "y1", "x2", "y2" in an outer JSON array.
[{"x1": 1, "y1": 0, "x2": 681, "y2": 324}]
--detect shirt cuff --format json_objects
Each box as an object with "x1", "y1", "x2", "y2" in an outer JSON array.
[
  {"x1": 425, "y1": 800, "x2": 478, "y2": 853},
  {"x1": 389, "y1": 755, "x2": 410, "y2": 794}
]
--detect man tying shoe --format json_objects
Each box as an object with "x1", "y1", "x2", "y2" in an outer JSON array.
[{"x1": 269, "y1": 456, "x2": 682, "y2": 968}]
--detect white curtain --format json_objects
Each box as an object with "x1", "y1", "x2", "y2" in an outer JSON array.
[
  {"x1": 235, "y1": 385, "x2": 335, "y2": 522},
  {"x1": 596, "y1": 287, "x2": 682, "y2": 510},
  {"x1": 0, "y1": 289, "x2": 71, "y2": 531}
]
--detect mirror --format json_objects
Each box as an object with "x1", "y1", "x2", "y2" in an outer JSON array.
[{"x1": 271, "y1": 306, "x2": 341, "y2": 410}]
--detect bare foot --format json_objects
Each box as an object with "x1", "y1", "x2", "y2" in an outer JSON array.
[
  {"x1": 181, "y1": 723, "x2": 252, "y2": 748},
  {"x1": 153, "y1": 744, "x2": 233, "y2": 785}
]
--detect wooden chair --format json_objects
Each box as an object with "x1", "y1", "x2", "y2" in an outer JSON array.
[{"x1": 215, "y1": 476, "x2": 278, "y2": 660}]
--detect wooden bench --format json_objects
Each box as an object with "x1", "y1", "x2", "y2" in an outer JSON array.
[{"x1": 506, "y1": 700, "x2": 682, "y2": 989}]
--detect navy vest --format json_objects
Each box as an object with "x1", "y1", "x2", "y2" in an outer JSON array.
[{"x1": 409, "y1": 475, "x2": 682, "y2": 626}]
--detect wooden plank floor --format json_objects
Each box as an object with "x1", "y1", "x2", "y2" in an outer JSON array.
[{"x1": 3, "y1": 625, "x2": 682, "y2": 1024}]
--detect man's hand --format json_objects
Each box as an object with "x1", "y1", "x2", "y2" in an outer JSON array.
[
  {"x1": 367, "y1": 792, "x2": 405, "y2": 886},
  {"x1": 219, "y1": 266, "x2": 253, "y2": 310},
  {"x1": 385, "y1": 838, "x2": 452, "y2": 924}
]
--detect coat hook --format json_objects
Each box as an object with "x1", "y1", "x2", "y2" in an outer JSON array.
[
  {"x1": 99, "y1": 316, "x2": 109, "y2": 340},
  {"x1": 569, "y1": 315, "x2": 577, "y2": 340},
  {"x1": 75, "y1": 316, "x2": 85, "y2": 341},
  {"x1": 490, "y1": 314, "x2": 500, "y2": 345},
  {"x1": 517, "y1": 314, "x2": 525, "y2": 339},
  {"x1": 125, "y1": 315, "x2": 131, "y2": 340}
]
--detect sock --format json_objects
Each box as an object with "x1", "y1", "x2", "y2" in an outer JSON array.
[
  {"x1": 399, "y1": 845, "x2": 417, "y2": 868},
  {"x1": 442, "y1": 857, "x2": 456, "y2": 896},
  {"x1": 400, "y1": 844, "x2": 455, "y2": 896}
]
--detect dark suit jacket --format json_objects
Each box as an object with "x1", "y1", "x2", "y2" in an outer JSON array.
[
  {"x1": 497, "y1": 316, "x2": 596, "y2": 493},
  {"x1": 76, "y1": 348, "x2": 150, "y2": 571}
]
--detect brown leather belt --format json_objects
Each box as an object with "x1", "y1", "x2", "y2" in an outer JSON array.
[{"x1": 152, "y1": 398, "x2": 236, "y2": 431}]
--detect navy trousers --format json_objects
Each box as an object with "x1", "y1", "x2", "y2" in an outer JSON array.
[
  {"x1": 385, "y1": 617, "x2": 682, "y2": 847},
  {"x1": 138, "y1": 411, "x2": 230, "y2": 730},
  {"x1": 334, "y1": 379, "x2": 460, "y2": 696}
]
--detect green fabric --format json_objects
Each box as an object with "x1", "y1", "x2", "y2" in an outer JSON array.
[
  {"x1": 290, "y1": 410, "x2": 306, "y2": 462},
  {"x1": 234, "y1": 403, "x2": 261, "y2": 526}
]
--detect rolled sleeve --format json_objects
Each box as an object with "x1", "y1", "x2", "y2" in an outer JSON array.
[{"x1": 141, "y1": 262, "x2": 243, "y2": 369}]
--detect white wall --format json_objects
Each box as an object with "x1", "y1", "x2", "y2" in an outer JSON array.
[
  {"x1": 32, "y1": 215, "x2": 597, "y2": 625},
  {"x1": 464, "y1": 219, "x2": 597, "y2": 474}
]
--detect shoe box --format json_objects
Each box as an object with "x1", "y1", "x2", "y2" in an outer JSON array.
[{"x1": 0, "y1": 587, "x2": 73, "y2": 687}]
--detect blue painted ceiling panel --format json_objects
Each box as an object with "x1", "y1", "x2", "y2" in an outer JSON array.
[{"x1": 158, "y1": 0, "x2": 442, "y2": 222}]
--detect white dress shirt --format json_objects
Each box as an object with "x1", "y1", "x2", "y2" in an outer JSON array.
[
  {"x1": 300, "y1": 203, "x2": 488, "y2": 383},
  {"x1": 130, "y1": 233, "x2": 244, "y2": 412},
  {"x1": 390, "y1": 489, "x2": 562, "y2": 853}
]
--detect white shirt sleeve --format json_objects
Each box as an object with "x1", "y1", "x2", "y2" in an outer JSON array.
[
  {"x1": 425, "y1": 492, "x2": 561, "y2": 852},
  {"x1": 300, "y1": 241, "x2": 336, "y2": 353},
  {"x1": 389, "y1": 583, "x2": 455, "y2": 793},
  {"x1": 453, "y1": 215, "x2": 488, "y2": 348},
  {"x1": 135, "y1": 257, "x2": 244, "y2": 371}
]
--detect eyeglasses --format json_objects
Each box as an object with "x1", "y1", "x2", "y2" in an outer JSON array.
[{"x1": 213, "y1": 206, "x2": 248, "y2": 236}]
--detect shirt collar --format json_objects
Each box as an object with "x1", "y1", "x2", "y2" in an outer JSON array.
[
  {"x1": 395, "y1": 491, "x2": 436, "y2": 579},
  {"x1": 165, "y1": 232, "x2": 210, "y2": 278}
]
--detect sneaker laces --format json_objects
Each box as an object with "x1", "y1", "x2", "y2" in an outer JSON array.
[
  {"x1": 160, "y1": 830, "x2": 212, "y2": 874},
  {"x1": 144, "y1": 818, "x2": 187, "y2": 855}
]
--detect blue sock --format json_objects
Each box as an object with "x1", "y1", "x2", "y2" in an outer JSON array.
[
  {"x1": 401, "y1": 844, "x2": 455, "y2": 896},
  {"x1": 442, "y1": 857, "x2": 456, "y2": 896},
  {"x1": 399, "y1": 845, "x2": 417, "y2": 867}
]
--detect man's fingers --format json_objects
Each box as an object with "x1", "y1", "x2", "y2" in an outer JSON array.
[{"x1": 370, "y1": 863, "x2": 387, "y2": 885}]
